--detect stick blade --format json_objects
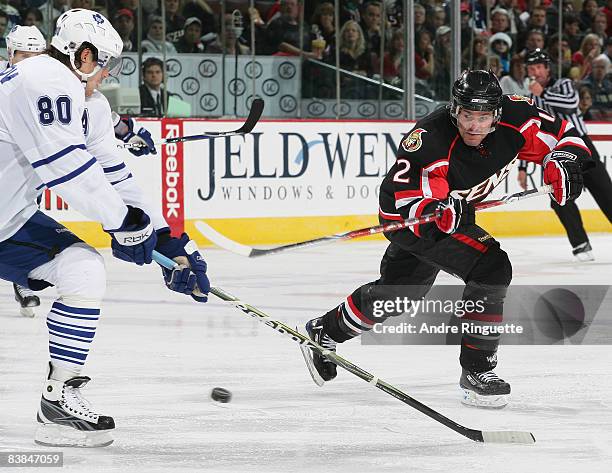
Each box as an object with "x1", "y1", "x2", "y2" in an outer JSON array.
[
  {"x1": 239, "y1": 99, "x2": 265, "y2": 133},
  {"x1": 481, "y1": 431, "x2": 536, "y2": 444},
  {"x1": 195, "y1": 221, "x2": 254, "y2": 257}
]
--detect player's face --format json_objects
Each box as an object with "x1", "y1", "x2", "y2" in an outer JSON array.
[
  {"x1": 527, "y1": 63, "x2": 549, "y2": 86},
  {"x1": 78, "y1": 47, "x2": 98, "y2": 75},
  {"x1": 456, "y1": 109, "x2": 494, "y2": 147}
]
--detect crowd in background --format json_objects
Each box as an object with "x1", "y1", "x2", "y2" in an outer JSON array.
[{"x1": 0, "y1": 0, "x2": 610, "y2": 119}]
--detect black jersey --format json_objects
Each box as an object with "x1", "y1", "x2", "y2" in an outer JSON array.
[{"x1": 379, "y1": 95, "x2": 591, "y2": 238}]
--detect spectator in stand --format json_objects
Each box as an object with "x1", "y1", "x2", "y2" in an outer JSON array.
[
  {"x1": 141, "y1": 16, "x2": 178, "y2": 54},
  {"x1": 572, "y1": 33, "x2": 602, "y2": 79},
  {"x1": 490, "y1": 32, "x2": 513, "y2": 75},
  {"x1": 523, "y1": 29, "x2": 545, "y2": 55},
  {"x1": 206, "y1": 13, "x2": 250, "y2": 55},
  {"x1": 22, "y1": 7, "x2": 43, "y2": 30},
  {"x1": 174, "y1": 16, "x2": 204, "y2": 53},
  {"x1": 547, "y1": 34, "x2": 573, "y2": 78},
  {"x1": 490, "y1": 8, "x2": 512, "y2": 35},
  {"x1": 156, "y1": 0, "x2": 185, "y2": 42},
  {"x1": 338, "y1": 20, "x2": 373, "y2": 98},
  {"x1": 432, "y1": 25, "x2": 452, "y2": 100},
  {"x1": 606, "y1": 36, "x2": 612, "y2": 62},
  {"x1": 414, "y1": 3, "x2": 428, "y2": 35},
  {"x1": 462, "y1": 35, "x2": 488, "y2": 70},
  {"x1": 578, "y1": 85, "x2": 595, "y2": 120},
  {"x1": 139, "y1": 57, "x2": 177, "y2": 117},
  {"x1": 113, "y1": 8, "x2": 137, "y2": 53},
  {"x1": 360, "y1": 1, "x2": 384, "y2": 58},
  {"x1": 431, "y1": 6, "x2": 446, "y2": 32},
  {"x1": 415, "y1": 29, "x2": 434, "y2": 81},
  {"x1": 310, "y1": 2, "x2": 336, "y2": 56},
  {"x1": 471, "y1": 0, "x2": 490, "y2": 32},
  {"x1": 580, "y1": 54, "x2": 612, "y2": 115},
  {"x1": 517, "y1": 6, "x2": 552, "y2": 51},
  {"x1": 500, "y1": 55, "x2": 530, "y2": 95},
  {"x1": 488, "y1": 55, "x2": 503, "y2": 78},
  {"x1": 182, "y1": 0, "x2": 216, "y2": 40},
  {"x1": 588, "y1": 12, "x2": 608, "y2": 43},
  {"x1": 563, "y1": 14, "x2": 584, "y2": 53},
  {"x1": 374, "y1": 28, "x2": 404, "y2": 97},
  {"x1": 495, "y1": 0, "x2": 521, "y2": 35},
  {"x1": 579, "y1": 0, "x2": 599, "y2": 32},
  {"x1": 266, "y1": 0, "x2": 314, "y2": 57}
]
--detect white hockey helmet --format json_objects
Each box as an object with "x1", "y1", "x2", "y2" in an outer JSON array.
[
  {"x1": 51, "y1": 9, "x2": 123, "y2": 80},
  {"x1": 6, "y1": 25, "x2": 47, "y2": 63}
]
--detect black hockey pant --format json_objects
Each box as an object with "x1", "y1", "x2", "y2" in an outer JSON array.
[
  {"x1": 551, "y1": 136, "x2": 612, "y2": 248},
  {"x1": 321, "y1": 223, "x2": 512, "y2": 373}
]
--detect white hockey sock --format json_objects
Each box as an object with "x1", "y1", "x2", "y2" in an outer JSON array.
[{"x1": 46, "y1": 299, "x2": 100, "y2": 374}]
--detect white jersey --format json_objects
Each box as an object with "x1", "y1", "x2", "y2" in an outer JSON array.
[
  {"x1": 84, "y1": 90, "x2": 168, "y2": 231},
  {"x1": 0, "y1": 55, "x2": 128, "y2": 241}
]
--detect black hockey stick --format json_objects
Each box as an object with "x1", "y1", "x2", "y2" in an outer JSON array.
[
  {"x1": 121, "y1": 98, "x2": 264, "y2": 149},
  {"x1": 196, "y1": 185, "x2": 553, "y2": 257},
  {"x1": 151, "y1": 251, "x2": 535, "y2": 445}
]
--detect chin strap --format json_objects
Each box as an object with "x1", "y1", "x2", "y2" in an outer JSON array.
[{"x1": 70, "y1": 52, "x2": 101, "y2": 81}]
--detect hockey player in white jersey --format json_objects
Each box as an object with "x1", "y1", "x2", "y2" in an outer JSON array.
[
  {"x1": 4, "y1": 24, "x2": 160, "y2": 318},
  {"x1": 4, "y1": 25, "x2": 47, "y2": 316},
  {"x1": 0, "y1": 10, "x2": 210, "y2": 447}
]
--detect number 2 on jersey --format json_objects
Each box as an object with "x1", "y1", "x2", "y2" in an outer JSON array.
[
  {"x1": 37, "y1": 96, "x2": 72, "y2": 126},
  {"x1": 393, "y1": 159, "x2": 411, "y2": 184}
]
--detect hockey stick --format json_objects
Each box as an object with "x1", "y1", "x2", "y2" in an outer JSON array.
[
  {"x1": 196, "y1": 185, "x2": 553, "y2": 257},
  {"x1": 120, "y1": 98, "x2": 264, "y2": 150},
  {"x1": 152, "y1": 250, "x2": 535, "y2": 444}
]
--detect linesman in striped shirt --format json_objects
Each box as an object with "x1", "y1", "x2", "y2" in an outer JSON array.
[{"x1": 519, "y1": 49, "x2": 612, "y2": 261}]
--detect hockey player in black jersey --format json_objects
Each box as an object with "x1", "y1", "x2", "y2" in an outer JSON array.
[{"x1": 303, "y1": 70, "x2": 589, "y2": 408}]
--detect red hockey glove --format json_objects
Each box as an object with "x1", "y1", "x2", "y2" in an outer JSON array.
[{"x1": 543, "y1": 151, "x2": 583, "y2": 206}]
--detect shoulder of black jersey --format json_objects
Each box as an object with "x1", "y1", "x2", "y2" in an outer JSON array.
[
  {"x1": 499, "y1": 94, "x2": 539, "y2": 130},
  {"x1": 397, "y1": 107, "x2": 456, "y2": 163}
]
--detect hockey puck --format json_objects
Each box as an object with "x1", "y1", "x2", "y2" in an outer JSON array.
[{"x1": 210, "y1": 387, "x2": 232, "y2": 403}]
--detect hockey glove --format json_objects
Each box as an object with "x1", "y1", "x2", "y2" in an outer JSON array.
[
  {"x1": 155, "y1": 231, "x2": 210, "y2": 303},
  {"x1": 107, "y1": 206, "x2": 156, "y2": 265},
  {"x1": 434, "y1": 196, "x2": 470, "y2": 234},
  {"x1": 115, "y1": 116, "x2": 157, "y2": 157},
  {"x1": 543, "y1": 151, "x2": 583, "y2": 206}
]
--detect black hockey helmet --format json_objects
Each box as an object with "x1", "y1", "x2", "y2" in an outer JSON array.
[
  {"x1": 526, "y1": 48, "x2": 551, "y2": 67},
  {"x1": 450, "y1": 70, "x2": 503, "y2": 132}
]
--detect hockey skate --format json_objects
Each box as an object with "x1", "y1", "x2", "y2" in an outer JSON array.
[
  {"x1": 572, "y1": 242, "x2": 594, "y2": 262},
  {"x1": 299, "y1": 317, "x2": 337, "y2": 386},
  {"x1": 460, "y1": 369, "x2": 511, "y2": 409},
  {"x1": 13, "y1": 283, "x2": 40, "y2": 318},
  {"x1": 35, "y1": 363, "x2": 115, "y2": 448}
]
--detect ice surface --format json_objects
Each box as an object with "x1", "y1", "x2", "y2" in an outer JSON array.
[{"x1": 1, "y1": 234, "x2": 611, "y2": 472}]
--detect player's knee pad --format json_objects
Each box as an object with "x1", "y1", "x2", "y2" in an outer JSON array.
[
  {"x1": 33, "y1": 243, "x2": 107, "y2": 303},
  {"x1": 468, "y1": 247, "x2": 512, "y2": 287}
]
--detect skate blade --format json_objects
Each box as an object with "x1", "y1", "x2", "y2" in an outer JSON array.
[
  {"x1": 461, "y1": 388, "x2": 509, "y2": 409},
  {"x1": 297, "y1": 326, "x2": 325, "y2": 387},
  {"x1": 574, "y1": 252, "x2": 594, "y2": 262},
  {"x1": 20, "y1": 307, "x2": 36, "y2": 318},
  {"x1": 35, "y1": 423, "x2": 114, "y2": 448}
]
